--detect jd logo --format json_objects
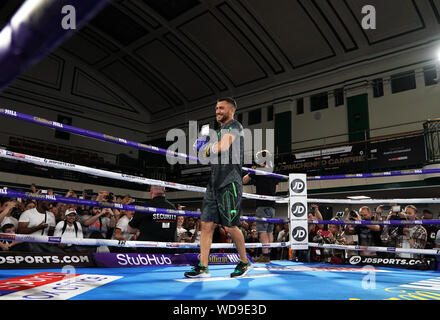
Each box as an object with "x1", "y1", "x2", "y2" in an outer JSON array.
[
  {"x1": 349, "y1": 256, "x2": 362, "y2": 265},
  {"x1": 292, "y1": 226, "x2": 307, "y2": 242},
  {"x1": 290, "y1": 179, "x2": 305, "y2": 193},
  {"x1": 291, "y1": 202, "x2": 306, "y2": 218}
]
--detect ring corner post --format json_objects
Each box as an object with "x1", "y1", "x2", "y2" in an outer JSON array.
[{"x1": 288, "y1": 174, "x2": 309, "y2": 255}]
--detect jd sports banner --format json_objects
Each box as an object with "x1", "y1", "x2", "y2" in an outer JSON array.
[
  {"x1": 0, "y1": 252, "x2": 95, "y2": 268},
  {"x1": 348, "y1": 255, "x2": 434, "y2": 270}
]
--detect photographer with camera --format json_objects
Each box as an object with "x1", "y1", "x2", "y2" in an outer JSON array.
[
  {"x1": 313, "y1": 218, "x2": 345, "y2": 264},
  {"x1": 351, "y1": 206, "x2": 382, "y2": 257},
  {"x1": 381, "y1": 205, "x2": 427, "y2": 259}
]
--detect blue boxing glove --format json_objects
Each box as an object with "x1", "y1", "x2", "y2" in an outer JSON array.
[{"x1": 193, "y1": 136, "x2": 210, "y2": 153}]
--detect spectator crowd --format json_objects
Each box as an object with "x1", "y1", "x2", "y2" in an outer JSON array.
[{"x1": 0, "y1": 184, "x2": 439, "y2": 268}]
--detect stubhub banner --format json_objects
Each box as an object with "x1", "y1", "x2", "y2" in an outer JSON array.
[{"x1": 93, "y1": 253, "x2": 253, "y2": 268}]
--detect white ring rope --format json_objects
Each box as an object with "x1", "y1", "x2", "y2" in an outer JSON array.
[
  {"x1": 4, "y1": 149, "x2": 440, "y2": 205},
  {"x1": 0, "y1": 233, "x2": 290, "y2": 249},
  {"x1": 0, "y1": 149, "x2": 287, "y2": 203},
  {"x1": 308, "y1": 242, "x2": 440, "y2": 256}
]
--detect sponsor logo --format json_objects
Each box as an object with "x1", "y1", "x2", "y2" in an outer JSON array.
[
  {"x1": 292, "y1": 226, "x2": 307, "y2": 242},
  {"x1": 33, "y1": 117, "x2": 53, "y2": 125},
  {"x1": 48, "y1": 237, "x2": 61, "y2": 243},
  {"x1": 290, "y1": 179, "x2": 305, "y2": 193},
  {"x1": 103, "y1": 134, "x2": 120, "y2": 142},
  {"x1": 348, "y1": 256, "x2": 426, "y2": 267},
  {"x1": 254, "y1": 266, "x2": 388, "y2": 273},
  {"x1": 291, "y1": 202, "x2": 306, "y2": 218},
  {"x1": 116, "y1": 254, "x2": 172, "y2": 266},
  {"x1": 0, "y1": 273, "x2": 121, "y2": 300},
  {"x1": 43, "y1": 159, "x2": 75, "y2": 167},
  {"x1": 12, "y1": 153, "x2": 25, "y2": 158},
  {"x1": 0, "y1": 234, "x2": 15, "y2": 241},
  {"x1": 52, "y1": 122, "x2": 63, "y2": 128},
  {"x1": 349, "y1": 256, "x2": 362, "y2": 265},
  {"x1": 166, "y1": 243, "x2": 180, "y2": 248},
  {"x1": 0, "y1": 254, "x2": 91, "y2": 265},
  {"x1": 4, "y1": 109, "x2": 17, "y2": 117}
]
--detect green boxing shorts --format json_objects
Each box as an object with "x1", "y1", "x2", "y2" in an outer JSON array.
[{"x1": 201, "y1": 181, "x2": 242, "y2": 227}]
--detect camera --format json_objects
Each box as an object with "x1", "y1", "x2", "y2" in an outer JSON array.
[
  {"x1": 389, "y1": 205, "x2": 406, "y2": 235},
  {"x1": 84, "y1": 189, "x2": 93, "y2": 200},
  {"x1": 349, "y1": 211, "x2": 358, "y2": 219},
  {"x1": 104, "y1": 192, "x2": 114, "y2": 202},
  {"x1": 391, "y1": 205, "x2": 400, "y2": 213},
  {"x1": 11, "y1": 207, "x2": 21, "y2": 219}
]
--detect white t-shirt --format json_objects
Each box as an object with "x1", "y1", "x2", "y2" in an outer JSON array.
[
  {"x1": 54, "y1": 221, "x2": 84, "y2": 239},
  {"x1": 112, "y1": 215, "x2": 132, "y2": 240},
  {"x1": 81, "y1": 215, "x2": 110, "y2": 238},
  {"x1": 1, "y1": 216, "x2": 18, "y2": 230},
  {"x1": 177, "y1": 227, "x2": 187, "y2": 238},
  {"x1": 277, "y1": 230, "x2": 288, "y2": 242},
  {"x1": 189, "y1": 228, "x2": 201, "y2": 243},
  {"x1": 18, "y1": 208, "x2": 56, "y2": 236}
]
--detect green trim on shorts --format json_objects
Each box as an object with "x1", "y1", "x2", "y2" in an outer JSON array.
[{"x1": 218, "y1": 184, "x2": 239, "y2": 224}]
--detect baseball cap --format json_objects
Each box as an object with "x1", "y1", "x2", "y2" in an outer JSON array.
[{"x1": 65, "y1": 208, "x2": 77, "y2": 216}]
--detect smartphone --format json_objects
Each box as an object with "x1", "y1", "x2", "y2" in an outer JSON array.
[
  {"x1": 320, "y1": 230, "x2": 330, "y2": 237},
  {"x1": 392, "y1": 205, "x2": 400, "y2": 213},
  {"x1": 41, "y1": 190, "x2": 47, "y2": 194}
]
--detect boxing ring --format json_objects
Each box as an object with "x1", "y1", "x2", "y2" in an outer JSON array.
[
  {"x1": 0, "y1": 107, "x2": 440, "y2": 301},
  {"x1": 0, "y1": 0, "x2": 439, "y2": 303}
]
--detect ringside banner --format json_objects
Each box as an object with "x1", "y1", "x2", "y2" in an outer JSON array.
[
  {"x1": 0, "y1": 253, "x2": 95, "y2": 268},
  {"x1": 93, "y1": 253, "x2": 253, "y2": 268},
  {"x1": 348, "y1": 255, "x2": 434, "y2": 270}
]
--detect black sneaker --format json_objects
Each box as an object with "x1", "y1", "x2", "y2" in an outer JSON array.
[
  {"x1": 230, "y1": 259, "x2": 253, "y2": 278},
  {"x1": 184, "y1": 263, "x2": 210, "y2": 278}
]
